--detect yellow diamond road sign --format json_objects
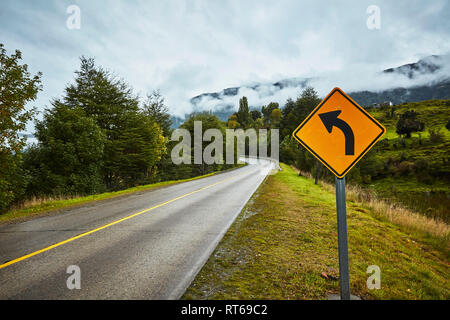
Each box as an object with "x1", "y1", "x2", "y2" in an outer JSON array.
[{"x1": 292, "y1": 87, "x2": 386, "y2": 178}]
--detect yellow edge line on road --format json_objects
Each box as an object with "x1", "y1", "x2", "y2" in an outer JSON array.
[{"x1": 0, "y1": 171, "x2": 247, "y2": 270}]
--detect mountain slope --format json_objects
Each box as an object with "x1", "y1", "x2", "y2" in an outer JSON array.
[{"x1": 179, "y1": 55, "x2": 450, "y2": 125}]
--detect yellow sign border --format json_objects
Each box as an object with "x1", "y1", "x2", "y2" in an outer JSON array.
[{"x1": 292, "y1": 87, "x2": 386, "y2": 178}]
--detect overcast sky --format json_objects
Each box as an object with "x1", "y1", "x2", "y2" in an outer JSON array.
[{"x1": 1, "y1": 0, "x2": 450, "y2": 131}]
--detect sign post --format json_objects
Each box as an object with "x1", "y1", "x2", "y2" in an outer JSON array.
[
  {"x1": 292, "y1": 87, "x2": 386, "y2": 300},
  {"x1": 335, "y1": 176, "x2": 350, "y2": 300}
]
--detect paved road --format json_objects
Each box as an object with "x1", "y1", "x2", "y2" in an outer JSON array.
[{"x1": 0, "y1": 158, "x2": 275, "y2": 299}]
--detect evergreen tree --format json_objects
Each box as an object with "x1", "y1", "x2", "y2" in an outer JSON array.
[
  {"x1": 250, "y1": 110, "x2": 261, "y2": 121},
  {"x1": 237, "y1": 96, "x2": 250, "y2": 127},
  {"x1": 142, "y1": 90, "x2": 172, "y2": 136},
  {"x1": 112, "y1": 111, "x2": 166, "y2": 186},
  {"x1": 58, "y1": 57, "x2": 166, "y2": 189},
  {"x1": 25, "y1": 104, "x2": 107, "y2": 195},
  {"x1": 280, "y1": 87, "x2": 321, "y2": 139},
  {"x1": 262, "y1": 102, "x2": 279, "y2": 126}
]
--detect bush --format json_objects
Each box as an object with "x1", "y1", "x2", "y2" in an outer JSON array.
[
  {"x1": 428, "y1": 128, "x2": 444, "y2": 143},
  {"x1": 398, "y1": 152, "x2": 408, "y2": 162},
  {"x1": 396, "y1": 110, "x2": 425, "y2": 138},
  {"x1": 417, "y1": 172, "x2": 434, "y2": 185},
  {"x1": 397, "y1": 161, "x2": 413, "y2": 176},
  {"x1": 414, "y1": 158, "x2": 429, "y2": 173}
]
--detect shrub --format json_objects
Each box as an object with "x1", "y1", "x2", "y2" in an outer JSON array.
[
  {"x1": 414, "y1": 158, "x2": 429, "y2": 173},
  {"x1": 428, "y1": 128, "x2": 444, "y2": 143},
  {"x1": 396, "y1": 110, "x2": 425, "y2": 138},
  {"x1": 397, "y1": 161, "x2": 413, "y2": 176},
  {"x1": 417, "y1": 172, "x2": 434, "y2": 185}
]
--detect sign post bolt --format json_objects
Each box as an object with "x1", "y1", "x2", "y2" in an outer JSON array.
[{"x1": 335, "y1": 176, "x2": 350, "y2": 300}]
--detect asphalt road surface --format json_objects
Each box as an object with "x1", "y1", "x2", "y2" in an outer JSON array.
[{"x1": 0, "y1": 158, "x2": 276, "y2": 299}]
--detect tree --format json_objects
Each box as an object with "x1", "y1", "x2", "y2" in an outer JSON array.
[
  {"x1": 0, "y1": 43, "x2": 42, "y2": 211},
  {"x1": 63, "y1": 57, "x2": 140, "y2": 130},
  {"x1": 270, "y1": 108, "x2": 282, "y2": 128},
  {"x1": 278, "y1": 87, "x2": 322, "y2": 177},
  {"x1": 59, "y1": 57, "x2": 166, "y2": 189},
  {"x1": 227, "y1": 114, "x2": 239, "y2": 129},
  {"x1": 261, "y1": 102, "x2": 279, "y2": 126},
  {"x1": 25, "y1": 104, "x2": 107, "y2": 196},
  {"x1": 254, "y1": 118, "x2": 264, "y2": 129},
  {"x1": 396, "y1": 110, "x2": 425, "y2": 138},
  {"x1": 236, "y1": 96, "x2": 250, "y2": 127},
  {"x1": 250, "y1": 110, "x2": 261, "y2": 121},
  {"x1": 280, "y1": 87, "x2": 321, "y2": 139},
  {"x1": 142, "y1": 90, "x2": 172, "y2": 136},
  {"x1": 112, "y1": 111, "x2": 166, "y2": 186},
  {"x1": 180, "y1": 112, "x2": 227, "y2": 176},
  {"x1": 446, "y1": 119, "x2": 450, "y2": 131},
  {"x1": 227, "y1": 120, "x2": 239, "y2": 129}
]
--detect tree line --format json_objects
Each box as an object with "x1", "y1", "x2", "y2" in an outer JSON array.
[{"x1": 0, "y1": 45, "x2": 237, "y2": 212}]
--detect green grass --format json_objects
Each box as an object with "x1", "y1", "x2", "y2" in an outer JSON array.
[
  {"x1": 370, "y1": 100, "x2": 450, "y2": 138},
  {"x1": 183, "y1": 164, "x2": 449, "y2": 300},
  {"x1": 369, "y1": 177, "x2": 449, "y2": 222},
  {"x1": 0, "y1": 166, "x2": 245, "y2": 225},
  {"x1": 363, "y1": 100, "x2": 450, "y2": 221}
]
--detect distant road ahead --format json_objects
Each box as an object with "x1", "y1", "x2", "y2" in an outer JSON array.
[{"x1": 0, "y1": 158, "x2": 274, "y2": 299}]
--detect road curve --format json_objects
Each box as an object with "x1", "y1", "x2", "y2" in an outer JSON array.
[{"x1": 0, "y1": 158, "x2": 275, "y2": 299}]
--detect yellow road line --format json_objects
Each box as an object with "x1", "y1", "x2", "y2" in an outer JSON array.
[{"x1": 0, "y1": 171, "x2": 247, "y2": 270}]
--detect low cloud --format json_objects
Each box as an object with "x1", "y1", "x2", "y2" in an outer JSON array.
[{"x1": 190, "y1": 54, "x2": 450, "y2": 113}]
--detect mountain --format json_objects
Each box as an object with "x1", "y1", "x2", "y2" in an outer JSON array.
[
  {"x1": 349, "y1": 79, "x2": 450, "y2": 106},
  {"x1": 190, "y1": 78, "x2": 311, "y2": 106},
  {"x1": 383, "y1": 55, "x2": 442, "y2": 78},
  {"x1": 352, "y1": 55, "x2": 449, "y2": 105},
  {"x1": 172, "y1": 55, "x2": 449, "y2": 127}
]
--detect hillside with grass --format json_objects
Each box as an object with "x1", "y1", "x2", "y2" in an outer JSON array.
[
  {"x1": 366, "y1": 99, "x2": 450, "y2": 222},
  {"x1": 184, "y1": 164, "x2": 449, "y2": 300}
]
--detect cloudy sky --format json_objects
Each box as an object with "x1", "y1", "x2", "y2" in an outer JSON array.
[{"x1": 1, "y1": 0, "x2": 450, "y2": 131}]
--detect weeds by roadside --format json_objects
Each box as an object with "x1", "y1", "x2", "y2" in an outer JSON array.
[{"x1": 294, "y1": 166, "x2": 449, "y2": 245}]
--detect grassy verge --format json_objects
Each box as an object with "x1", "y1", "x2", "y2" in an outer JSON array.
[
  {"x1": 0, "y1": 165, "x2": 246, "y2": 225},
  {"x1": 370, "y1": 177, "x2": 449, "y2": 223},
  {"x1": 296, "y1": 168, "x2": 449, "y2": 247},
  {"x1": 183, "y1": 163, "x2": 449, "y2": 300}
]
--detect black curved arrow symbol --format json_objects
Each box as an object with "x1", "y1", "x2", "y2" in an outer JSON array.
[{"x1": 318, "y1": 110, "x2": 355, "y2": 155}]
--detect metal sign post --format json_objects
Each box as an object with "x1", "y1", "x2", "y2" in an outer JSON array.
[
  {"x1": 292, "y1": 87, "x2": 386, "y2": 300},
  {"x1": 335, "y1": 176, "x2": 350, "y2": 300}
]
